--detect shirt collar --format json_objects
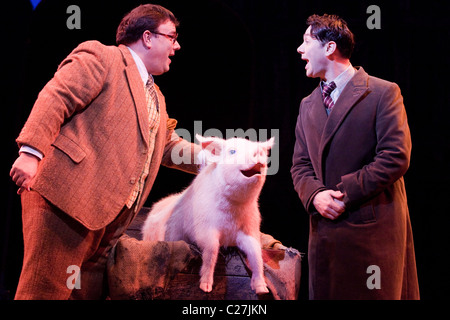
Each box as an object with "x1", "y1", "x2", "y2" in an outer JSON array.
[
  {"x1": 127, "y1": 47, "x2": 151, "y2": 85},
  {"x1": 322, "y1": 63, "x2": 356, "y2": 91}
]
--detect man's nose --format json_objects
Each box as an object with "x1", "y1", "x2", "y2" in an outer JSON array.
[
  {"x1": 297, "y1": 43, "x2": 304, "y2": 54},
  {"x1": 174, "y1": 40, "x2": 181, "y2": 51}
]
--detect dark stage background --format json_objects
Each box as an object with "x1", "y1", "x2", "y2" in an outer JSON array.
[{"x1": 1, "y1": 0, "x2": 449, "y2": 300}]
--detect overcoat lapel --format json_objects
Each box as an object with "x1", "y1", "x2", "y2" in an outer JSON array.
[
  {"x1": 309, "y1": 88, "x2": 328, "y2": 136},
  {"x1": 300, "y1": 88, "x2": 327, "y2": 182},
  {"x1": 118, "y1": 45, "x2": 150, "y2": 148},
  {"x1": 318, "y1": 68, "x2": 369, "y2": 157}
]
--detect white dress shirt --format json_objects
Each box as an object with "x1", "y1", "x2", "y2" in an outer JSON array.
[{"x1": 321, "y1": 64, "x2": 356, "y2": 114}]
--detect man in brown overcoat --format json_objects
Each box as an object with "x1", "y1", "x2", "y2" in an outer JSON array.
[
  {"x1": 10, "y1": 4, "x2": 200, "y2": 299},
  {"x1": 291, "y1": 14, "x2": 420, "y2": 299}
]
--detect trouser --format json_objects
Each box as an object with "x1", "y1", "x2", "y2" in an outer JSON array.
[{"x1": 15, "y1": 190, "x2": 137, "y2": 300}]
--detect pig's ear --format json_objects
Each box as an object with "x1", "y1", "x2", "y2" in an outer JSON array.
[
  {"x1": 196, "y1": 134, "x2": 224, "y2": 163},
  {"x1": 260, "y1": 137, "x2": 275, "y2": 150}
]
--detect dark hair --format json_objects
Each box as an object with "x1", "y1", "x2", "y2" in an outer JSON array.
[
  {"x1": 306, "y1": 14, "x2": 355, "y2": 59},
  {"x1": 116, "y1": 4, "x2": 180, "y2": 45}
]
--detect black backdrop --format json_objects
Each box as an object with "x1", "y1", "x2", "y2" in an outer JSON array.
[{"x1": 1, "y1": 0, "x2": 449, "y2": 300}]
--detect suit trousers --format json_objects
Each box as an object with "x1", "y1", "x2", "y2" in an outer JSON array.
[{"x1": 15, "y1": 190, "x2": 137, "y2": 300}]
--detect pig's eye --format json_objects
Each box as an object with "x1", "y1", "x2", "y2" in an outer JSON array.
[{"x1": 229, "y1": 149, "x2": 236, "y2": 155}]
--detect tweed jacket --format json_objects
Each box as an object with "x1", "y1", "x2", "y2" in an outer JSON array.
[
  {"x1": 291, "y1": 67, "x2": 419, "y2": 299},
  {"x1": 17, "y1": 41, "x2": 199, "y2": 230}
]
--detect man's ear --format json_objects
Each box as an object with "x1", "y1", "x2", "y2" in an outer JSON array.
[
  {"x1": 325, "y1": 41, "x2": 337, "y2": 57},
  {"x1": 142, "y1": 30, "x2": 152, "y2": 49}
]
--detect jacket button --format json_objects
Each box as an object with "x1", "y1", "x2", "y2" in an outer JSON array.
[{"x1": 130, "y1": 178, "x2": 136, "y2": 184}]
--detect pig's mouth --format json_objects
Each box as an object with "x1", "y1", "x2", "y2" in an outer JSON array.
[{"x1": 241, "y1": 163, "x2": 263, "y2": 178}]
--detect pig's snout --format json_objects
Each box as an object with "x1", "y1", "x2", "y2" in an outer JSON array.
[{"x1": 250, "y1": 148, "x2": 268, "y2": 165}]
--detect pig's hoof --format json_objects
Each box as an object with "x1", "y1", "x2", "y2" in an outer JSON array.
[
  {"x1": 255, "y1": 285, "x2": 269, "y2": 295},
  {"x1": 252, "y1": 279, "x2": 269, "y2": 295},
  {"x1": 200, "y1": 282, "x2": 213, "y2": 293}
]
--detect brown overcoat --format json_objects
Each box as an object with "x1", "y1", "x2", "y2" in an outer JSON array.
[
  {"x1": 291, "y1": 67, "x2": 419, "y2": 299},
  {"x1": 16, "y1": 41, "x2": 199, "y2": 230}
]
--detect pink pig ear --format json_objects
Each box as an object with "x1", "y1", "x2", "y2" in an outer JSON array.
[
  {"x1": 196, "y1": 134, "x2": 224, "y2": 158},
  {"x1": 260, "y1": 137, "x2": 275, "y2": 150}
]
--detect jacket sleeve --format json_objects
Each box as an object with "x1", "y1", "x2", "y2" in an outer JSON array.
[
  {"x1": 161, "y1": 118, "x2": 201, "y2": 175},
  {"x1": 16, "y1": 41, "x2": 108, "y2": 156},
  {"x1": 291, "y1": 102, "x2": 326, "y2": 214},
  {"x1": 337, "y1": 82, "x2": 412, "y2": 208}
]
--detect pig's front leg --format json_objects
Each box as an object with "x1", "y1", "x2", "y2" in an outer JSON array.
[
  {"x1": 236, "y1": 231, "x2": 269, "y2": 295},
  {"x1": 197, "y1": 234, "x2": 220, "y2": 293}
]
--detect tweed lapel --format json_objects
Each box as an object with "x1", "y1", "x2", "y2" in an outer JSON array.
[
  {"x1": 118, "y1": 45, "x2": 150, "y2": 147},
  {"x1": 319, "y1": 67, "x2": 369, "y2": 156},
  {"x1": 154, "y1": 84, "x2": 166, "y2": 117}
]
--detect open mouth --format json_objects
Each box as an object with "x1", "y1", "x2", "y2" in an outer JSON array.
[
  {"x1": 304, "y1": 59, "x2": 309, "y2": 69},
  {"x1": 241, "y1": 163, "x2": 263, "y2": 178}
]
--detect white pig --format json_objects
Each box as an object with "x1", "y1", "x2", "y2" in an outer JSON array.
[{"x1": 142, "y1": 134, "x2": 274, "y2": 294}]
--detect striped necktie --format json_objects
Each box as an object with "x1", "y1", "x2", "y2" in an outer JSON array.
[
  {"x1": 145, "y1": 77, "x2": 159, "y2": 113},
  {"x1": 125, "y1": 77, "x2": 160, "y2": 209},
  {"x1": 322, "y1": 81, "x2": 337, "y2": 112}
]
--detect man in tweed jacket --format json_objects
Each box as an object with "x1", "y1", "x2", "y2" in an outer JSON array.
[{"x1": 10, "y1": 4, "x2": 200, "y2": 299}]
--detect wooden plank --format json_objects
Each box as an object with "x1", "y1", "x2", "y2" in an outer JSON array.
[{"x1": 161, "y1": 273, "x2": 266, "y2": 300}]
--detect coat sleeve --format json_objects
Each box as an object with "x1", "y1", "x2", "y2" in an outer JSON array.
[
  {"x1": 337, "y1": 82, "x2": 412, "y2": 208},
  {"x1": 16, "y1": 41, "x2": 108, "y2": 156},
  {"x1": 161, "y1": 118, "x2": 201, "y2": 175},
  {"x1": 291, "y1": 102, "x2": 326, "y2": 214}
]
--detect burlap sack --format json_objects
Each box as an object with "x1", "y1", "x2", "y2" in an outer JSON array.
[
  {"x1": 107, "y1": 235, "x2": 194, "y2": 299},
  {"x1": 107, "y1": 233, "x2": 301, "y2": 300}
]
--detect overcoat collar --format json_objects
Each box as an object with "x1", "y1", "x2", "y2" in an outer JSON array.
[{"x1": 306, "y1": 67, "x2": 370, "y2": 156}]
